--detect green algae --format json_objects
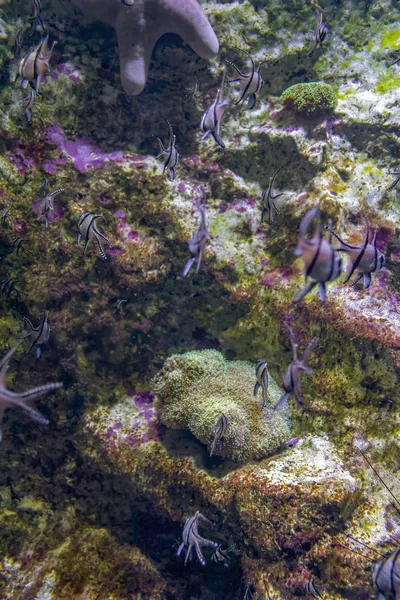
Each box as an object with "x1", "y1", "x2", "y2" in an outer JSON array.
[
  {"x1": 374, "y1": 70, "x2": 400, "y2": 93},
  {"x1": 281, "y1": 82, "x2": 337, "y2": 114},
  {"x1": 381, "y1": 29, "x2": 400, "y2": 49}
]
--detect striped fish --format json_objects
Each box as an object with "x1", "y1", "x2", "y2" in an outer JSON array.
[
  {"x1": 373, "y1": 549, "x2": 400, "y2": 600},
  {"x1": 275, "y1": 324, "x2": 315, "y2": 411},
  {"x1": 27, "y1": 0, "x2": 43, "y2": 35},
  {"x1": 387, "y1": 166, "x2": 400, "y2": 191},
  {"x1": 1, "y1": 279, "x2": 27, "y2": 298},
  {"x1": 17, "y1": 311, "x2": 51, "y2": 358},
  {"x1": 261, "y1": 165, "x2": 285, "y2": 224},
  {"x1": 200, "y1": 71, "x2": 229, "y2": 149},
  {"x1": 156, "y1": 120, "x2": 180, "y2": 181},
  {"x1": 38, "y1": 187, "x2": 64, "y2": 227},
  {"x1": 293, "y1": 207, "x2": 342, "y2": 303},
  {"x1": 304, "y1": 577, "x2": 327, "y2": 598},
  {"x1": 24, "y1": 89, "x2": 36, "y2": 122},
  {"x1": 182, "y1": 206, "x2": 210, "y2": 277},
  {"x1": 9, "y1": 237, "x2": 31, "y2": 256},
  {"x1": 328, "y1": 224, "x2": 385, "y2": 288},
  {"x1": 254, "y1": 360, "x2": 269, "y2": 408},
  {"x1": 308, "y1": 10, "x2": 328, "y2": 56},
  {"x1": 0, "y1": 345, "x2": 62, "y2": 443},
  {"x1": 226, "y1": 49, "x2": 263, "y2": 109},
  {"x1": 184, "y1": 76, "x2": 199, "y2": 101},
  {"x1": 77, "y1": 212, "x2": 111, "y2": 260},
  {"x1": 0, "y1": 208, "x2": 11, "y2": 227},
  {"x1": 210, "y1": 414, "x2": 228, "y2": 457},
  {"x1": 19, "y1": 35, "x2": 57, "y2": 93},
  {"x1": 210, "y1": 544, "x2": 232, "y2": 568},
  {"x1": 177, "y1": 511, "x2": 218, "y2": 567}
]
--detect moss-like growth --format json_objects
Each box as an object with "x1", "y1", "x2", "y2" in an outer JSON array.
[
  {"x1": 152, "y1": 350, "x2": 291, "y2": 462},
  {"x1": 281, "y1": 82, "x2": 337, "y2": 114}
]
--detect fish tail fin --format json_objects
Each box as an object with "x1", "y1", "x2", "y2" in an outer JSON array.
[
  {"x1": 261, "y1": 208, "x2": 268, "y2": 223},
  {"x1": 318, "y1": 282, "x2": 327, "y2": 301},
  {"x1": 182, "y1": 257, "x2": 195, "y2": 277},
  {"x1": 196, "y1": 247, "x2": 204, "y2": 274},
  {"x1": 274, "y1": 392, "x2": 290, "y2": 410},
  {"x1": 169, "y1": 168, "x2": 175, "y2": 181},
  {"x1": 253, "y1": 382, "x2": 260, "y2": 396},
  {"x1": 293, "y1": 281, "x2": 317, "y2": 304},
  {"x1": 212, "y1": 132, "x2": 225, "y2": 149},
  {"x1": 363, "y1": 273, "x2": 371, "y2": 288}
]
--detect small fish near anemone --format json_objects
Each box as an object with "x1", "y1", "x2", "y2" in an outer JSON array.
[
  {"x1": 182, "y1": 206, "x2": 210, "y2": 277},
  {"x1": 261, "y1": 165, "x2": 286, "y2": 224},
  {"x1": 38, "y1": 187, "x2": 64, "y2": 227},
  {"x1": 326, "y1": 223, "x2": 385, "y2": 288},
  {"x1": 200, "y1": 70, "x2": 229, "y2": 149},
  {"x1": 253, "y1": 360, "x2": 269, "y2": 408},
  {"x1": 210, "y1": 413, "x2": 228, "y2": 457},
  {"x1": 177, "y1": 511, "x2": 218, "y2": 567},
  {"x1": 19, "y1": 35, "x2": 57, "y2": 93},
  {"x1": 77, "y1": 212, "x2": 111, "y2": 260},
  {"x1": 156, "y1": 120, "x2": 180, "y2": 181},
  {"x1": 294, "y1": 207, "x2": 342, "y2": 303},
  {"x1": 226, "y1": 49, "x2": 263, "y2": 109},
  {"x1": 17, "y1": 311, "x2": 51, "y2": 359},
  {"x1": 372, "y1": 549, "x2": 400, "y2": 600},
  {"x1": 275, "y1": 324, "x2": 315, "y2": 411},
  {"x1": 0, "y1": 344, "x2": 62, "y2": 443},
  {"x1": 308, "y1": 9, "x2": 328, "y2": 56}
]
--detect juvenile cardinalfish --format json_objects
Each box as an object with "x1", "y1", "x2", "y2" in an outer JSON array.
[
  {"x1": 261, "y1": 165, "x2": 286, "y2": 224},
  {"x1": 182, "y1": 206, "x2": 210, "y2": 277},
  {"x1": 17, "y1": 311, "x2": 51, "y2": 358},
  {"x1": 27, "y1": 0, "x2": 43, "y2": 36},
  {"x1": 38, "y1": 187, "x2": 64, "y2": 227},
  {"x1": 19, "y1": 35, "x2": 57, "y2": 93},
  {"x1": 77, "y1": 212, "x2": 111, "y2": 259},
  {"x1": 308, "y1": 9, "x2": 328, "y2": 56},
  {"x1": 226, "y1": 49, "x2": 263, "y2": 109},
  {"x1": 275, "y1": 324, "x2": 315, "y2": 411},
  {"x1": 304, "y1": 577, "x2": 328, "y2": 598},
  {"x1": 372, "y1": 548, "x2": 400, "y2": 600},
  {"x1": 200, "y1": 70, "x2": 229, "y2": 149},
  {"x1": 156, "y1": 120, "x2": 180, "y2": 181},
  {"x1": 294, "y1": 207, "x2": 342, "y2": 303},
  {"x1": 210, "y1": 414, "x2": 228, "y2": 457},
  {"x1": 327, "y1": 223, "x2": 385, "y2": 288},
  {"x1": 254, "y1": 360, "x2": 268, "y2": 408},
  {"x1": 177, "y1": 511, "x2": 218, "y2": 567}
]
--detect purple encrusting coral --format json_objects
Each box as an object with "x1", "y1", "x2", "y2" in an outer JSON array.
[
  {"x1": 43, "y1": 126, "x2": 149, "y2": 174},
  {"x1": 57, "y1": 62, "x2": 83, "y2": 84},
  {"x1": 8, "y1": 145, "x2": 36, "y2": 175}
]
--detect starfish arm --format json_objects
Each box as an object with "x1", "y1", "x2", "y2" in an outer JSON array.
[
  {"x1": 8, "y1": 382, "x2": 62, "y2": 401},
  {"x1": 164, "y1": 0, "x2": 219, "y2": 58}
]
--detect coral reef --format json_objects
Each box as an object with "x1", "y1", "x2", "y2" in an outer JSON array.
[
  {"x1": 281, "y1": 82, "x2": 337, "y2": 115},
  {"x1": 152, "y1": 349, "x2": 291, "y2": 461}
]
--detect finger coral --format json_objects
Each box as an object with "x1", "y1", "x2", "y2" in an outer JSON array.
[
  {"x1": 281, "y1": 82, "x2": 337, "y2": 114},
  {"x1": 152, "y1": 349, "x2": 291, "y2": 462}
]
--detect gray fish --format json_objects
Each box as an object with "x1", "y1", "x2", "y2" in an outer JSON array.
[
  {"x1": 275, "y1": 324, "x2": 315, "y2": 411},
  {"x1": 210, "y1": 544, "x2": 233, "y2": 568},
  {"x1": 226, "y1": 49, "x2": 263, "y2": 109},
  {"x1": 308, "y1": 10, "x2": 328, "y2": 56},
  {"x1": 372, "y1": 549, "x2": 400, "y2": 600},
  {"x1": 0, "y1": 208, "x2": 11, "y2": 227},
  {"x1": 27, "y1": 0, "x2": 43, "y2": 35},
  {"x1": 200, "y1": 70, "x2": 229, "y2": 149},
  {"x1": 17, "y1": 311, "x2": 51, "y2": 358},
  {"x1": 19, "y1": 35, "x2": 57, "y2": 93},
  {"x1": 156, "y1": 120, "x2": 180, "y2": 181},
  {"x1": 305, "y1": 577, "x2": 328, "y2": 598},
  {"x1": 177, "y1": 511, "x2": 218, "y2": 567},
  {"x1": 9, "y1": 237, "x2": 32, "y2": 257},
  {"x1": 254, "y1": 360, "x2": 269, "y2": 408},
  {"x1": 182, "y1": 206, "x2": 210, "y2": 277},
  {"x1": 13, "y1": 25, "x2": 26, "y2": 57},
  {"x1": 184, "y1": 76, "x2": 199, "y2": 101},
  {"x1": 261, "y1": 165, "x2": 285, "y2": 224},
  {"x1": 1, "y1": 279, "x2": 27, "y2": 298},
  {"x1": 294, "y1": 207, "x2": 342, "y2": 303},
  {"x1": 0, "y1": 344, "x2": 62, "y2": 442},
  {"x1": 327, "y1": 224, "x2": 385, "y2": 288},
  {"x1": 387, "y1": 166, "x2": 400, "y2": 191},
  {"x1": 210, "y1": 414, "x2": 228, "y2": 457},
  {"x1": 38, "y1": 187, "x2": 64, "y2": 227},
  {"x1": 77, "y1": 212, "x2": 111, "y2": 260},
  {"x1": 113, "y1": 298, "x2": 127, "y2": 317}
]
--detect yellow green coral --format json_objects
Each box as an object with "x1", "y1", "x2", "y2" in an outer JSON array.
[
  {"x1": 281, "y1": 82, "x2": 337, "y2": 114},
  {"x1": 152, "y1": 349, "x2": 291, "y2": 462}
]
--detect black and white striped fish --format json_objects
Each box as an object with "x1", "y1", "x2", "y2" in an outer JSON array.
[
  {"x1": 372, "y1": 549, "x2": 400, "y2": 600},
  {"x1": 294, "y1": 207, "x2": 342, "y2": 303},
  {"x1": 24, "y1": 89, "x2": 36, "y2": 122},
  {"x1": 27, "y1": 0, "x2": 43, "y2": 35},
  {"x1": 38, "y1": 187, "x2": 64, "y2": 227},
  {"x1": 177, "y1": 511, "x2": 218, "y2": 567},
  {"x1": 182, "y1": 206, "x2": 210, "y2": 277},
  {"x1": 327, "y1": 224, "x2": 385, "y2": 288},
  {"x1": 304, "y1": 577, "x2": 327, "y2": 598},
  {"x1": 308, "y1": 10, "x2": 328, "y2": 56},
  {"x1": 254, "y1": 360, "x2": 269, "y2": 408},
  {"x1": 156, "y1": 120, "x2": 180, "y2": 181},
  {"x1": 8, "y1": 237, "x2": 31, "y2": 257},
  {"x1": 19, "y1": 35, "x2": 57, "y2": 93},
  {"x1": 17, "y1": 311, "x2": 51, "y2": 358},
  {"x1": 184, "y1": 76, "x2": 199, "y2": 101},
  {"x1": 210, "y1": 544, "x2": 233, "y2": 568},
  {"x1": 226, "y1": 49, "x2": 263, "y2": 109},
  {"x1": 387, "y1": 166, "x2": 400, "y2": 191},
  {"x1": 77, "y1": 212, "x2": 111, "y2": 259},
  {"x1": 210, "y1": 414, "x2": 228, "y2": 457},
  {"x1": 1, "y1": 279, "x2": 27, "y2": 298},
  {"x1": 200, "y1": 71, "x2": 229, "y2": 149},
  {"x1": 261, "y1": 165, "x2": 285, "y2": 224}
]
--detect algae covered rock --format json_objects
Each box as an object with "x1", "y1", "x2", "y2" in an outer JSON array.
[
  {"x1": 281, "y1": 82, "x2": 337, "y2": 114},
  {"x1": 152, "y1": 349, "x2": 291, "y2": 462}
]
